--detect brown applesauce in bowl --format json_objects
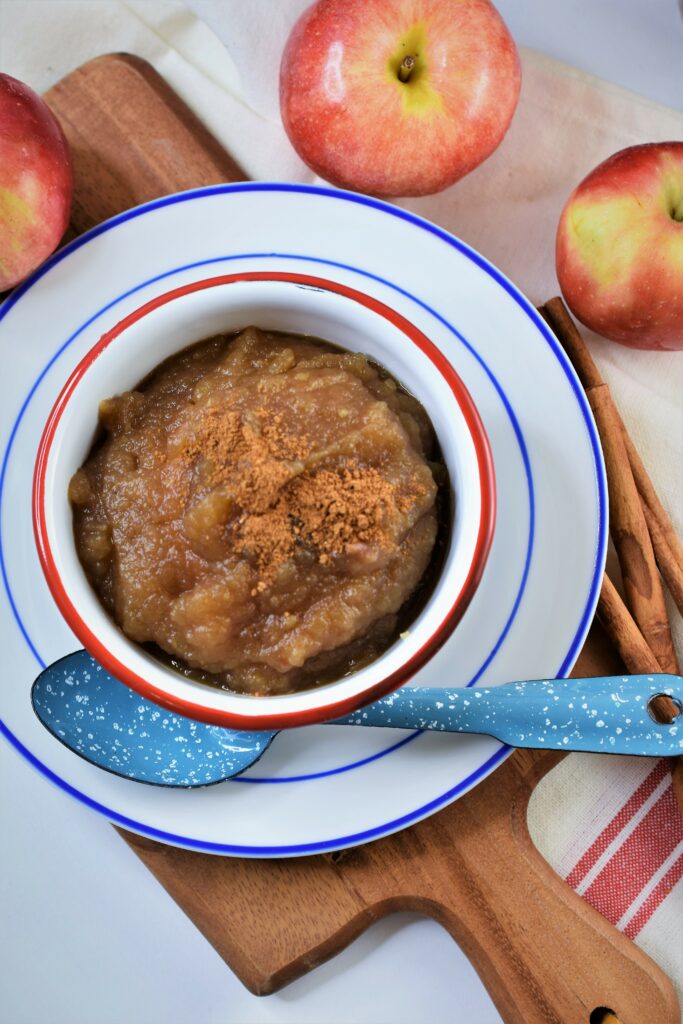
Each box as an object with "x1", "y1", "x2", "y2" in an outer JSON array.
[{"x1": 69, "y1": 327, "x2": 450, "y2": 696}]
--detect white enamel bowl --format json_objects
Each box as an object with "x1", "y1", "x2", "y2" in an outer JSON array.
[{"x1": 33, "y1": 272, "x2": 495, "y2": 730}]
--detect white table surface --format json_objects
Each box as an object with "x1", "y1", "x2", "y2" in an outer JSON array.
[{"x1": 1, "y1": 3, "x2": 681, "y2": 1023}]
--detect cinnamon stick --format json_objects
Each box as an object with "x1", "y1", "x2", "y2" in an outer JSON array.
[
  {"x1": 541, "y1": 297, "x2": 603, "y2": 390},
  {"x1": 597, "y1": 574, "x2": 661, "y2": 673},
  {"x1": 598, "y1": 575, "x2": 681, "y2": 730},
  {"x1": 542, "y1": 297, "x2": 681, "y2": 812},
  {"x1": 642, "y1": 501, "x2": 683, "y2": 615},
  {"x1": 620, "y1": 420, "x2": 683, "y2": 574},
  {"x1": 589, "y1": 385, "x2": 678, "y2": 672},
  {"x1": 540, "y1": 299, "x2": 679, "y2": 675}
]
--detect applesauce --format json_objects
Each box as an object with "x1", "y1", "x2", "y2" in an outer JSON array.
[{"x1": 70, "y1": 327, "x2": 449, "y2": 695}]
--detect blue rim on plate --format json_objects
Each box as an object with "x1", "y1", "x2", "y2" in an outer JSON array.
[{"x1": 0, "y1": 183, "x2": 608, "y2": 854}]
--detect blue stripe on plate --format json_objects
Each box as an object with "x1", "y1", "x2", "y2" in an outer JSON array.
[
  {"x1": 0, "y1": 183, "x2": 607, "y2": 853},
  {"x1": 0, "y1": 716, "x2": 510, "y2": 854}
]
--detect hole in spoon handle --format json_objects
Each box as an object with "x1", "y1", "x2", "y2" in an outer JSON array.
[{"x1": 648, "y1": 694, "x2": 682, "y2": 724}]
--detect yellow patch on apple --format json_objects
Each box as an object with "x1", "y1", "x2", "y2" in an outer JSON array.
[
  {"x1": 386, "y1": 23, "x2": 444, "y2": 117},
  {"x1": 565, "y1": 194, "x2": 655, "y2": 290},
  {"x1": 663, "y1": 231, "x2": 683, "y2": 277},
  {"x1": 0, "y1": 186, "x2": 34, "y2": 271}
]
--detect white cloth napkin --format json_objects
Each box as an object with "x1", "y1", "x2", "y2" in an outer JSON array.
[{"x1": 2, "y1": 0, "x2": 682, "y2": 1011}]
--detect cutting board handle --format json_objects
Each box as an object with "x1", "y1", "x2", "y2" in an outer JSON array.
[
  {"x1": 123, "y1": 751, "x2": 679, "y2": 1023},
  {"x1": 339, "y1": 751, "x2": 678, "y2": 1024}
]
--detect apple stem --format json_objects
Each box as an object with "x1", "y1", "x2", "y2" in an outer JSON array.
[{"x1": 397, "y1": 56, "x2": 416, "y2": 83}]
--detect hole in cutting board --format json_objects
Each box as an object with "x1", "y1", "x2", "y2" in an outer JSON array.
[
  {"x1": 589, "y1": 1008, "x2": 620, "y2": 1024},
  {"x1": 647, "y1": 694, "x2": 682, "y2": 724}
]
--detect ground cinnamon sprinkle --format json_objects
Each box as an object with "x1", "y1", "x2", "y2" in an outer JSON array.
[
  {"x1": 178, "y1": 400, "x2": 423, "y2": 590},
  {"x1": 289, "y1": 466, "x2": 399, "y2": 564}
]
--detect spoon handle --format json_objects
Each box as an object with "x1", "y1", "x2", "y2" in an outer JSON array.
[{"x1": 334, "y1": 674, "x2": 683, "y2": 756}]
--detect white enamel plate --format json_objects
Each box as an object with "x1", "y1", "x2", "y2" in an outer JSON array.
[{"x1": 0, "y1": 184, "x2": 607, "y2": 856}]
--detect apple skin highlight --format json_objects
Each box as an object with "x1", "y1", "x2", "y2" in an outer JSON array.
[
  {"x1": 279, "y1": 0, "x2": 521, "y2": 198},
  {"x1": 556, "y1": 142, "x2": 683, "y2": 351},
  {"x1": 0, "y1": 74, "x2": 73, "y2": 291}
]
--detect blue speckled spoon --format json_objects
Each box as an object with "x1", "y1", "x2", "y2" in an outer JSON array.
[{"x1": 31, "y1": 650, "x2": 683, "y2": 787}]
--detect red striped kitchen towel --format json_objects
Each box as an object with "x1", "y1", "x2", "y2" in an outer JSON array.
[{"x1": 528, "y1": 754, "x2": 683, "y2": 1005}]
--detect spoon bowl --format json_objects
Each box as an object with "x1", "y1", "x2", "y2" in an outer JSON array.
[{"x1": 31, "y1": 651, "x2": 276, "y2": 786}]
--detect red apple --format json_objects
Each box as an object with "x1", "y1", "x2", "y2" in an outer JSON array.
[
  {"x1": 0, "y1": 73, "x2": 73, "y2": 291},
  {"x1": 279, "y1": 0, "x2": 521, "y2": 198},
  {"x1": 556, "y1": 143, "x2": 683, "y2": 351}
]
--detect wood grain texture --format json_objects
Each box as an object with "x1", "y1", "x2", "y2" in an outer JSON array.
[
  {"x1": 45, "y1": 52, "x2": 245, "y2": 234},
  {"x1": 46, "y1": 55, "x2": 679, "y2": 1024}
]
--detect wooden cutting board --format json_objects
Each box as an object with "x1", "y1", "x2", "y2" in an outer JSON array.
[{"x1": 43, "y1": 53, "x2": 679, "y2": 1024}]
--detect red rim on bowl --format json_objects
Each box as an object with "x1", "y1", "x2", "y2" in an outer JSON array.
[{"x1": 33, "y1": 272, "x2": 496, "y2": 729}]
